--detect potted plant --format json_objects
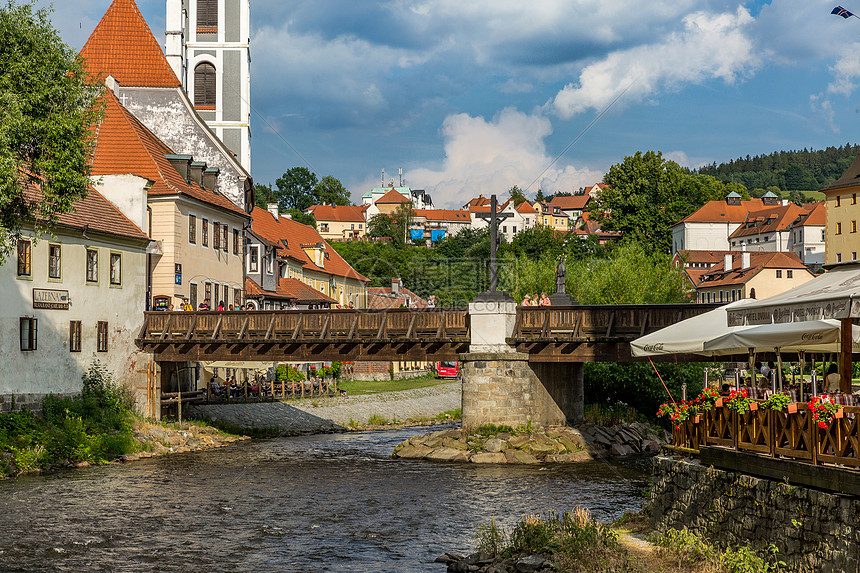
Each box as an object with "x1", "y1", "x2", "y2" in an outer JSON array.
[
  {"x1": 724, "y1": 388, "x2": 754, "y2": 415},
  {"x1": 807, "y1": 396, "x2": 842, "y2": 428},
  {"x1": 763, "y1": 393, "x2": 792, "y2": 412}
]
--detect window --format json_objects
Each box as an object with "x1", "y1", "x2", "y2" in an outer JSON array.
[
  {"x1": 233, "y1": 288, "x2": 241, "y2": 307},
  {"x1": 787, "y1": 270, "x2": 794, "y2": 278},
  {"x1": 205, "y1": 282, "x2": 212, "y2": 303},
  {"x1": 502, "y1": 226, "x2": 507, "y2": 233},
  {"x1": 221, "y1": 224, "x2": 228, "y2": 252},
  {"x1": 854, "y1": 193, "x2": 857, "y2": 205},
  {"x1": 838, "y1": 253, "x2": 843, "y2": 262},
  {"x1": 69, "y1": 321, "x2": 81, "y2": 352},
  {"x1": 214, "y1": 283, "x2": 220, "y2": 306},
  {"x1": 248, "y1": 245, "x2": 259, "y2": 273},
  {"x1": 48, "y1": 244, "x2": 61, "y2": 279},
  {"x1": 854, "y1": 253, "x2": 858, "y2": 262},
  {"x1": 86, "y1": 249, "x2": 98, "y2": 283},
  {"x1": 359, "y1": 224, "x2": 363, "y2": 229},
  {"x1": 190, "y1": 283, "x2": 198, "y2": 309},
  {"x1": 837, "y1": 196, "x2": 842, "y2": 207},
  {"x1": 837, "y1": 222, "x2": 842, "y2": 235},
  {"x1": 213, "y1": 221, "x2": 221, "y2": 249},
  {"x1": 97, "y1": 321, "x2": 108, "y2": 352},
  {"x1": 776, "y1": 270, "x2": 782, "y2": 278},
  {"x1": 109, "y1": 253, "x2": 122, "y2": 285},
  {"x1": 194, "y1": 62, "x2": 216, "y2": 108},
  {"x1": 853, "y1": 221, "x2": 857, "y2": 233},
  {"x1": 189, "y1": 214, "x2": 197, "y2": 243},
  {"x1": 197, "y1": 0, "x2": 218, "y2": 28},
  {"x1": 821, "y1": 230, "x2": 825, "y2": 241},
  {"x1": 202, "y1": 218, "x2": 209, "y2": 246},
  {"x1": 16, "y1": 239, "x2": 31, "y2": 277},
  {"x1": 719, "y1": 291, "x2": 724, "y2": 302},
  {"x1": 20, "y1": 317, "x2": 37, "y2": 351},
  {"x1": 233, "y1": 229, "x2": 239, "y2": 254},
  {"x1": 513, "y1": 226, "x2": 517, "y2": 233},
  {"x1": 266, "y1": 252, "x2": 273, "y2": 275},
  {"x1": 731, "y1": 290, "x2": 736, "y2": 301}
]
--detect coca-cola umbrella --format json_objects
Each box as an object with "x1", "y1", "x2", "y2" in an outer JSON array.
[
  {"x1": 702, "y1": 319, "x2": 860, "y2": 355},
  {"x1": 630, "y1": 298, "x2": 758, "y2": 357}
]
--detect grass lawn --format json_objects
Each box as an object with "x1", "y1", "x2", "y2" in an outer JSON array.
[{"x1": 337, "y1": 374, "x2": 457, "y2": 395}]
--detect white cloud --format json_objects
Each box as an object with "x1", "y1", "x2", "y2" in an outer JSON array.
[
  {"x1": 827, "y1": 44, "x2": 860, "y2": 96},
  {"x1": 390, "y1": 108, "x2": 604, "y2": 208},
  {"x1": 551, "y1": 7, "x2": 757, "y2": 119}
]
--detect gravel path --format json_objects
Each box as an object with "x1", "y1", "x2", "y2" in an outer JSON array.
[{"x1": 290, "y1": 382, "x2": 461, "y2": 426}]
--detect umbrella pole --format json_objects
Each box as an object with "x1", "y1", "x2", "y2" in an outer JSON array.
[
  {"x1": 776, "y1": 348, "x2": 784, "y2": 392},
  {"x1": 841, "y1": 318, "x2": 853, "y2": 393}
]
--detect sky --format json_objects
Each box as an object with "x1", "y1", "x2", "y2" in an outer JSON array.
[{"x1": 33, "y1": 0, "x2": 860, "y2": 208}]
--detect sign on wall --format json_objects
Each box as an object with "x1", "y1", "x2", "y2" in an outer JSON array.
[
  {"x1": 175, "y1": 263, "x2": 182, "y2": 285},
  {"x1": 32, "y1": 288, "x2": 70, "y2": 310}
]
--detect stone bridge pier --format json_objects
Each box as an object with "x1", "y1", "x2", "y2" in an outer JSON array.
[{"x1": 461, "y1": 295, "x2": 583, "y2": 429}]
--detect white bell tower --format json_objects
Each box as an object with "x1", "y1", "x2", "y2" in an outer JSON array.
[{"x1": 166, "y1": 0, "x2": 252, "y2": 173}]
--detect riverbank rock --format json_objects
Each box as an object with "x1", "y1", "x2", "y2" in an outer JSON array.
[
  {"x1": 392, "y1": 422, "x2": 667, "y2": 464},
  {"x1": 132, "y1": 421, "x2": 247, "y2": 457},
  {"x1": 442, "y1": 552, "x2": 553, "y2": 573}
]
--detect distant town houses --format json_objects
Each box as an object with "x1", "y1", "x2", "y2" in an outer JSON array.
[
  {"x1": 693, "y1": 251, "x2": 814, "y2": 304},
  {"x1": 819, "y1": 152, "x2": 860, "y2": 266}
]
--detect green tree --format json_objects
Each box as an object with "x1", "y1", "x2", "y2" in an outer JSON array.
[
  {"x1": 254, "y1": 182, "x2": 276, "y2": 209},
  {"x1": 287, "y1": 208, "x2": 316, "y2": 228},
  {"x1": 274, "y1": 167, "x2": 318, "y2": 211},
  {"x1": 0, "y1": 2, "x2": 103, "y2": 260},
  {"x1": 595, "y1": 151, "x2": 741, "y2": 253},
  {"x1": 313, "y1": 175, "x2": 351, "y2": 206},
  {"x1": 504, "y1": 225, "x2": 566, "y2": 260},
  {"x1": 508, "y1": 185, "x2": 527, "y2": 206}
]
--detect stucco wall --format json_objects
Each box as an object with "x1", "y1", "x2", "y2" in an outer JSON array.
[{"x1": 0, "y1": 228, "x2": 151, "y2": 411}]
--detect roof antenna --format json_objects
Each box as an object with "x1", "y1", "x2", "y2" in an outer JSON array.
[
  {"x1": 381, "y1": 168, "x2": 385, "y2": 188},
  {"x1": 399, "y1": 167, "x2": 403, "y2": 187}
]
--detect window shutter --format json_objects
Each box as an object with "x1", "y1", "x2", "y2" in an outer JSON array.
[{"x1": 194, "y1": 63, "x2": 216, "y2": 107}]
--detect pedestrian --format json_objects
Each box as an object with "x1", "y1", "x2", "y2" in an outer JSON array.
[
  {"x1": 217, "y1": 300, "x2": 225, "y2": 311},
  {"x1": 427, "y1": 295, "x2": 436, "y2": 309},
  {"x1": 521, "y1": 294, "x2": 532, "y2": 306},
  {"x1": 539, "y1": 292, "x2": 551, "y2": 306},
  {"x1": 198, "y1": 298, "x2": 210, "y2": 311},
  {"x1": 181, "y1": 297, "x2": 193, "y2": 311}
]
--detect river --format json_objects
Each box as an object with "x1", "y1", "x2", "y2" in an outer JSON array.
[{"x1": 0, "y1": 426, "x2": 650, "y2": 572}]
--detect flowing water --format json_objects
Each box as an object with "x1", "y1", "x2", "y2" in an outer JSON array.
[{"x1": 0, "y1": 426, "x2": 650, "y2": 572}]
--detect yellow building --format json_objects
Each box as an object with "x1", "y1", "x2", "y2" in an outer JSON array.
[
  {"x1": 695, "y1": 252, "x2": 814, "y2": 304},
  {"x1": 532, "y1": 201, "x2": 569, "y2": 232},
  {"x1": 92, "y1": 90, "x2": 249, "y2": 310},
  {"x1": 305, "y1": 204, "x2": 368, "y2": 241},
  {"x1": 820, "y1": 158, "x2": 860, "y2": 264}
]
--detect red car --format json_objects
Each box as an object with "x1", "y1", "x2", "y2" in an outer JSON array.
[{"x1": 436, "y1": 361, "x2": 460, "y2": 379}]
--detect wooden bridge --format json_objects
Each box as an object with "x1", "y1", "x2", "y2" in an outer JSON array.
[{"x1": 136, "y1": 303, "x2": 721, "y2": 363}]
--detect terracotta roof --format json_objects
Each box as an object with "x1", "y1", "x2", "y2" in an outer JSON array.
[
  {"x1": 572, "y1": 212, "x2": 620, "y2": 237},
  {"x1": 306, "y1": 204, "x2": 366, "y2": 223},
  {"x1": 79, "y1": 0, "x2": 181, "y2": 88},
  {"x1": 796, "y1": 202, "x2": 825, "y2": 226},
  {"x1": 585, "y1": 183, "x2": 609, "y2": 195},
  {"x1": 21, "y1": 177, "x2": 149, "y2": 242},
  {"x1": 728, "y1": 203, "x2": 808, "y2": 239},
  {"x1": 696, "y1": 252, "x2": 810, "y2": 288},
  {"x1": 469, "y1": 199, "x2": 512, "y2": 214},
  {"x1": 516, "y1": 202, "x2": 538, "y2": 214},
  {"x1": 684, "y1": 268, "x2": 709, "y2": 286},
  {"x1": 376, "y1": 188, "x2": 411, "y2": 204},
  {"x1": 678, "y1": 199, "x2": 767, "y2": 224},
  {"x1": 91, "y1": 90, "x2": 247, "y2": 218},
  {"x1": 674, "y1": 250, "x2": 735, "y2": 267},
  {"x1": 549, "y1": 194, "x2": 590, "y2": 211},
  {"x1": 413, "y1": 209, "x2": 471, "y2": 222},
  {"x1": 244, "y1": 277, "x2": 338, "y2": 304},
  {"x1": 367, "y1": 284, "x2": 427, "y2": 309},
  {"x1": 464, "y1": 196, "x2": 491, "y2": 208},
  {"x1": 250, "y1": 207, "x2": 369, "y2": 282}
]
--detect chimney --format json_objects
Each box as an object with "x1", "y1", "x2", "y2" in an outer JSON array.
[
  {"x1": 267, "y1": 203, "x2": 279, "y2": 219},
  {"x1": 203, "y1": 167, "x2": 220, "y2": 192},
  {"x1": 391, "y1": 278, "x2": 400, "y2": 295},
  {"x1": 190, "y1": 161, "x2": 206, "y2": 185},
  {"x1": 742, "y1": 252, "x2": 750, "y2": 269},
  {"x1": 165, "y1": 154, "x2": 192, "y2": 182},
  {"x1": 724, "y1": 254, "x2": 733, "y2": 272}
]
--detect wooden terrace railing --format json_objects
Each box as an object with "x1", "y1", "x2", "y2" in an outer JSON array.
[{"x1": 673, "y1": 403, "x2": 860, "y2": 468}]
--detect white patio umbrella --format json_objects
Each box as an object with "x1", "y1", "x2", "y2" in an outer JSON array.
[
  {"x1": 630, "y1": 298, "x2": 759, "y2": 357},
  {"x1": 703, "y1": 320, "x2": 860, "y2": 355}
]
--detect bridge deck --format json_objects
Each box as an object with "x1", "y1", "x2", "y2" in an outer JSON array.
[{"x1": 137, "y1": 304, "x2": 723, "y2": 363}]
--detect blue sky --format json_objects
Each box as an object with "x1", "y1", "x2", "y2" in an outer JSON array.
[{"x1": 35, "y1": 0, "x2": 860, "y2": 207}]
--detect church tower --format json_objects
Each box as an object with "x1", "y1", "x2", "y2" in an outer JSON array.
[{"x1": 166, "y1": 0, "x2": 251, "y2": 172}]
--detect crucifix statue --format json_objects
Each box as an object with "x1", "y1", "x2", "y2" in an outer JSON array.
[{"x1": 475, "y1": 194, "x2": 512, "y2": 292}]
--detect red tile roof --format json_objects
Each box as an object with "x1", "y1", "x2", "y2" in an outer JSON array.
[
  {"x1": 678, "y1": 199, "x2": 767, "y2": 224},
  {"x1": 306, "y1": 204, "x2": 366, "y2": 223},
  {"x1": 413, "y1": 209, "x2": 471, "y2": 222},
  {"x1": 79, "y1": 0, "x2": 181, "y2": 88},
  {"x1": 376, "y1": 188, "x2": 411, "y2": 204},
  {"x1": 22, "y1": 177, "x2": 149, "y2": 242},
  {"x1": 367, "y1": 284, "x2": 427, "y2": 309},
  {"x1": 91, "y1": 90, "x2": 247, "y2": 217},
  {"x1": 469, "y1": 199, "x2": 512, "y2": 213},
  {"x1": 549, "y1": 194, "x2": 590, "y2": 211},
  {"x1": 674, "y1": 250, "x2": 735, "y2": 267},
  {"x1": 250, "y1": 207, "x2": 369, "y2": 282},
  {"x1": 797, "y1": 202, "x2": 825, "y2": 226},
  {"x1": 516, "y1": 202, "x2": 538, "y2": 214},
  {"x1": 464, "y1": 196, "x2": 491, "y2": 208},
  {"x1": 696, "y1": 252, "x2": 810, "y2": 288},
  {"x1": 244, "y1": 277, "x2": 337, "y2": 304},
  {"x1": 728, "y1": 203, "x2": 808, "y2": 239}
]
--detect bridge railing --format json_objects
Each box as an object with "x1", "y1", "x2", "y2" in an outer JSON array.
[
  {"x1": 513, "y1": 304, "x2": 720, "y2": 341},
  {"x1": 138, "y1": 308, "x2": 470, "y2": 344}
]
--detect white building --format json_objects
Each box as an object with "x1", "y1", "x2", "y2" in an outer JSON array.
[
  {"x1": 0, "y1": 181, "x2": 152, "y2": 414},
  {"x1": 166, "y1": 0, "x2": 252, "y2": 172}
]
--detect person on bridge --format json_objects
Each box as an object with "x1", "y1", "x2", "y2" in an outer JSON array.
[
  {"x1": 521, "y1": 294, "x2": 532, "y2": 306},
  {"x1": 825, "y1": 363, "x2": 841, "y2": 394},
  {"x1": 427, "y1": 295, "x2": 436, "y2": 308},
  {"x1": 539, "y1": 292, "x2": 551, "y2": 306},
  {"x1": 199, "y1": 298, "x2": 211, "y2": 311},
  {"x1": 181, "y1": 298, "x2": 193, "y2": 311}
]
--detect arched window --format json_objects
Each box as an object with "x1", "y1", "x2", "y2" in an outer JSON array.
[
  {"x1": 194, "y1": 62, "x2": 216, "y2": 108},
  {"x1": 197, "y1": 0, "x2": 218, "y2": 29}
]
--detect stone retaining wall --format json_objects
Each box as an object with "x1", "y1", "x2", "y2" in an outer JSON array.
[
  {"x1": 0, "y1": 393, "x2": 78, "y2": 414},
  {"x1": 650, "y1": 455, "x2": 860, "y2": 572}
]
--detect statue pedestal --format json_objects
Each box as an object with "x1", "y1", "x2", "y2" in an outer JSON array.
[{"x1": 549, "y1": 293, "x2": 576, "y2": 306}]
